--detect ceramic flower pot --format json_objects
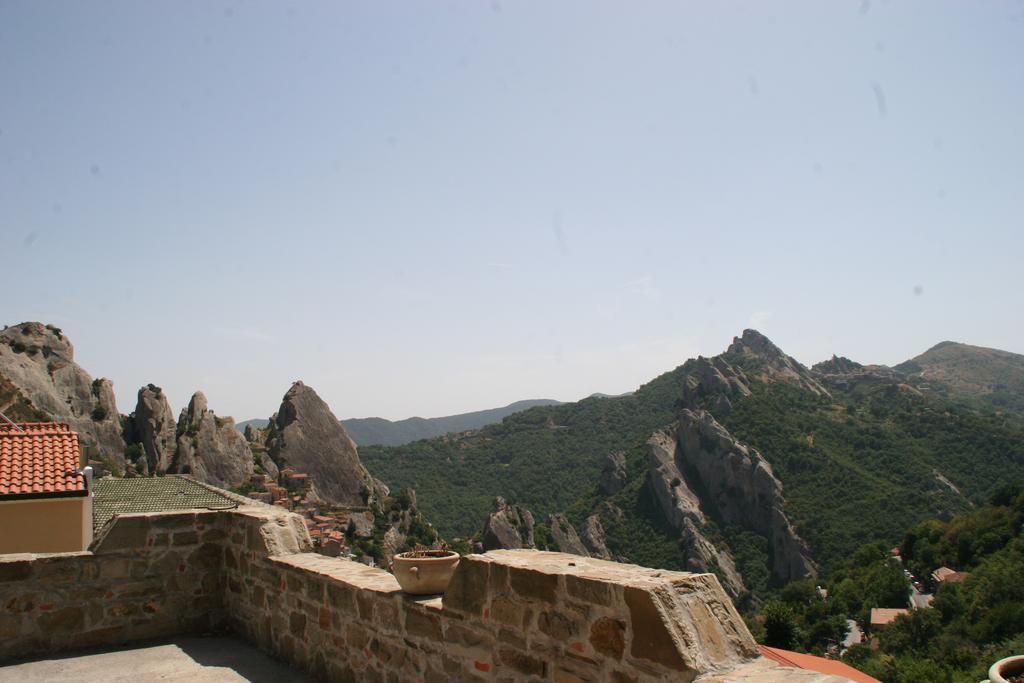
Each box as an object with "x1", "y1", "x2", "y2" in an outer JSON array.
[
  {"x1": 988, "y1": 655, "x2": 1024, "y2": 683},
  {"x1": 390, "y1": 550, "x2": 460, "y2": 595}
]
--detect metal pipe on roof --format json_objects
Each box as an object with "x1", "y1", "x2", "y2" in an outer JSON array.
[{"x1": 0, "y1": 410, "x2": 24, "y2": 431}]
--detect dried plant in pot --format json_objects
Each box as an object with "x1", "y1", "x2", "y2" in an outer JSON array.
[
  {"x1": 390, "y1": 543, "x2": 460, "y2": 595},
  {"x1": 988, "y1": 655, "x2": 1024, "y2": 683}
]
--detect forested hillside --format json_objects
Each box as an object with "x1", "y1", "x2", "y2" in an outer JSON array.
[
  {"x1": 759, "y1": 488, "x2": 1024, "y2": 683},
  {"x1": 361, "y1": 366, "x2": 686, "y2": 537},
  {"x1": 362, "y1": 331, "x2": 1024, "y2": 594}
]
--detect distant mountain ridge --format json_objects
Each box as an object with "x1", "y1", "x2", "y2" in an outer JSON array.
[
  {"x1": 894, "y1": 340, "x2": 1024, "y2": 414},
  {"x1": 360, "y1": 329, "x2": 1024, "y2": 600},
  {"x1": 237, "y1": 398, "x2": 564, "y2": 447}
]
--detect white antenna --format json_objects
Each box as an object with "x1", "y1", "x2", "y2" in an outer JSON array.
[{"x1": 0, "y1": 410, "x2": 24, "y2": 431}]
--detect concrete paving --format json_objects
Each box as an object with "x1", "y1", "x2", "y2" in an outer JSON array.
[{"x1": 0, "y1": 635, "x2": 317, "y2": 682}]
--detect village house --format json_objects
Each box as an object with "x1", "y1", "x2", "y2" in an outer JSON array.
[
  {"x1": 932, "y1": 566, "x2": 970, "y2": 585},
  {"x1": 0, "y1": 422, "x2": 93, "y2": 553}
]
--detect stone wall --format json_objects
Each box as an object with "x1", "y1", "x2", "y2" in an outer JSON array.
[
  {"x1": 0, "y1": 510, "x2": 225, "y2": 659},
  {"x1": 0, "y1": 505, "x2": 846, "y2": 681}
]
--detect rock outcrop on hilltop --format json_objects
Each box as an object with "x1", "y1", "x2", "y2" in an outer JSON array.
[
  {"x1": 169, "y1": 392, "x2": 255, "y2": 489},
  {"x1": 131, "y1": 384, "x2": 177, "y2": 475},
  {"x1": 0, "y1": 322, "x2": 126, "y2": 471},
  {"x1": 647, "y1": 409, "x2": 816, "y2": 586},
  {"x1": 265, "y1": 381, "x2": 381, "y2": 507},
  {"x1": 811, "y1": 354, "x2": 904, "y2": 388},
  {"x1": 725, "y1": 329, "x2": 830, "y2": 397},
  {"x1": 811, "y1": 355, "x2": 863, "y2": 375},
  {"x1": 482, "y1": 497, "x2": 536, "y2": 551}
]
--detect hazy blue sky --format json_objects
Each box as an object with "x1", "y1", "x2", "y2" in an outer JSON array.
[{"x1": 2, "y1": 1, "x2": 1022, "y2": 422}]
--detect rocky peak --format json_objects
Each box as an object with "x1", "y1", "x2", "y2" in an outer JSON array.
[
  {"x1": 0, "y1": 322, "x2": 74, "y2": 363},
  {"x1": 265, "y1": 381, "x2": 379, "y2": 507},
  {"x1": 725, "y1": 329, "x2": 829, "y2": 396},
  {"x1": 181, "y1": 391, "x2": 208, "y2": 429},
  {"x1": 244, "y1": 423, "x2": 266, "y2": 446},
  {"x1": 131, "y1": 384, "x2": 176, "y2": 475},
  {"x1": 0, "y1": 322, "x2": 126, "y2": 471},
  {"x1": 169, "y1": 391, "x2": 254, "y2": 489}
]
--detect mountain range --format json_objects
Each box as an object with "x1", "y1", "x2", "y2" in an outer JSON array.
[
  {"x1": 2, "y1": 320, "x2": 1022, "y2": 601},
  {"x1": 359, "y1": 332, "x2": 1024, "y2": 601},
  {"x1": 237, "y1": 398, "x2": 563, "y2": 447}
]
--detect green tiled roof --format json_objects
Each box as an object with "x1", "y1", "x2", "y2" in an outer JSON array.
[{"x1": 91, "y1": 476, "x2": 242, "y2": 533}]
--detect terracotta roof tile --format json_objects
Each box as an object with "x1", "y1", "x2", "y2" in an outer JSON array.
[
  {"x1": 759, "y1": 645, "x2": 880, "y2": 682},
  {"x1": 0, "y1": 422, "x2": 85, "y2": 497},
  {"x1": 869, "y1": 608, "x2": 910, "y2": 627}
]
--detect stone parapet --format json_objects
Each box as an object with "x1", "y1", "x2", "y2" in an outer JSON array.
[{"x1": 0, "y1": 505, "x2": 848, "y2": 681}]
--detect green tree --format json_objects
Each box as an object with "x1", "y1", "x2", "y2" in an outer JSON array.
[{"x1": 763, "y1": 600, "x2": 799, "y2": 649}]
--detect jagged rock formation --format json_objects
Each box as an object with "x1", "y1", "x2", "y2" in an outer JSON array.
[
  {"x1": 649, "y1": 409, "x2": 816, "y2": 586},
  {"x1": 549, "y1": 513, "x2": 589, "y2": 557},
  {"x1": 481, "y1": 497, "x2": 536, "y2": 551},
  {"x1": 480, "y1": 498, "x2": 594, "y2": 557},
  {"x1": 265, "y1": 381, "x2": 380, "y2": 507},
  {"x1": 580, "y1": 514, "x2": 612, "y2": 559},
  {"x1": 131, "y1": 384, "x2": 177, "y2": 475},
  {"x1": 244, "y1": 423, "x2": 266, "y2": 447},
  {"x1": 647, "y1": 429, "x2": 747, "y2": 597},
  {"x1": 725, "y1": 329, "x2": 830, "y2": 397},
  {"x1": 169, "y1": 392, "x2": 254, "y2": 489},
  {"x1": 599, "y1": 451, "x2": 628, "y2": 495},
  {"x1": 0, "y1": 322, "x2": 126, "y2": 471},
  {"x1": 682, "y1": 356, "x2": 752, "y2": 415}
]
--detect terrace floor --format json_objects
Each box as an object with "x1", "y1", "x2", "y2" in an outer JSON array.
[{"x1": 0, "y1": 634, "x2": 315, "y2": 682}]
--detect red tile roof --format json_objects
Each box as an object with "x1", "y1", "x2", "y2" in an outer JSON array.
[
  {"x1": 869, "y1": 608, "x2": 910, "y2": 627},
  {"x1": 759, "y1": 645, "x2": 880, "y2": 683},
  {"x1": 0, "y1": 423, "x2": 86, "y2": 498}
]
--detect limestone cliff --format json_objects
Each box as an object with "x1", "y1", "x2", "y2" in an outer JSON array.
[
  {"x1": 0, "y1": 322, "x2": 126, "y2": 471},
  {"x1": 131, "y1": 384, "x2": 177, "y2": 475},
  {"x1": 648, "y1": 409, "x2": 816, "y2": 585},
  {"x1": 647, "y1": 429, "x2": 746, "y2": 597},
  {"x1": 169, "y1": 392, "x2": 255, "y2": 489},
  {"x1": 265, "y1": 381, "x2": 379, "y2": 507}
]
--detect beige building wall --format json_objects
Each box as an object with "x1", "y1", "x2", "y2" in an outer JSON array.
[{"x1": 0, "y1": 496, "x2": 92, "y2": 554}]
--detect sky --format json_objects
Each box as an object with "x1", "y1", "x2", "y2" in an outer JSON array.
[{"x1": 1, "y1": 1, "x2": 1022, "y2": 423}]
